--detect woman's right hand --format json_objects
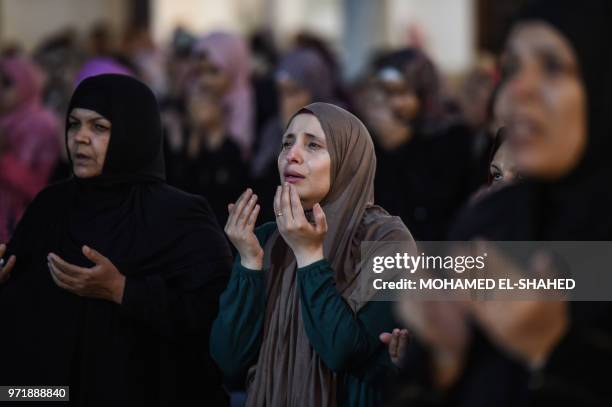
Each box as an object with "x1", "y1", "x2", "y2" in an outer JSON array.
[
  {"x1": 225, "y1": 189, "x2": 263, "y2": 270},
  {"x1": 0, "y1": 243, "x2": 16, "y2": 284}
]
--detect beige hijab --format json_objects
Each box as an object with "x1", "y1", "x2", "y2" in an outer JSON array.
[{"x1": 246, "y1": 103, "x2": 414, "y2": 407}]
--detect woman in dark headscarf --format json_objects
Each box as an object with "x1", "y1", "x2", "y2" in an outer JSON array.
[
  {"x1": 211, "y1": 103, "x2": 415, "y2": 406},
  {"x1": 365, "y1": 48, "x2": 477, "y2": 240},
  {"x1": 0, "y1": 74, "x2": 232, "y2": 406},
  {"x1": 393, "y1": 0, "x2": 612, "y2": 405}
]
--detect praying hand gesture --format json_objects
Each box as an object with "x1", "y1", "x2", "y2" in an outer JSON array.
[
  {"x1": 274, "y1": 183, "x2": 328, "y2": 268},
  {"x1": 47, "y1": 245, "x2": 126, "y2": 304},
  {"x1": 225, "y1": 188, "x2": 263, "y2": 270},
  {"x1": 0, "y1": 244, "x2": 16, "y2": 284}
]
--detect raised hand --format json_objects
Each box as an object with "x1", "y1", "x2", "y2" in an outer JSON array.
[
  {"x1": 274, "y1": 183, "x2": 328, "y2": 268},
  {"x1": 0, "y1": 243, "x2": 16, "y2": 284},
  {"x1": 379, "y1": 328, "x2": 410, "y2": 367},
  {"x1": 224, "y1": 189, "x2": 263, "y2": 270},
  {"x1": 48, "y1": 245, "x2": 126, "y2": 304}
]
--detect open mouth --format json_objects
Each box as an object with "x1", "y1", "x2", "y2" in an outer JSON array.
[
  {"x1": 284, "y1": 170, "x2": 305, "y2": 183},
  {"x1": 74, "y1": 153, "x2": 93, "y2": 164}
]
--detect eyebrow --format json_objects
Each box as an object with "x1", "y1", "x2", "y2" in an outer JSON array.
[
  {"x1": 490, "y1": 164, "x2": 501, "y2": 172},
  {"x1": 283, "y1": 132, "x2": 326, "y2": 142},
  {"x1": 68, "y1": 114, "x2": 110, "y2": 123}
]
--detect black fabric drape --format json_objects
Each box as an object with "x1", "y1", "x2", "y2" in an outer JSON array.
[{"x1": 0, "y1": 74, "x2": 232, "y2": 406}]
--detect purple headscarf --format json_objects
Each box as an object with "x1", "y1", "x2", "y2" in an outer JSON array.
[
  {"x1": 194, "y1": 32, "x2": 254, "y2": 158},
  {"x1": 75, "y1": 57, "x2": 134, "y2": 87},
  {"x1": 276, "y1": 48, "x2": 335, "y2": 102}
]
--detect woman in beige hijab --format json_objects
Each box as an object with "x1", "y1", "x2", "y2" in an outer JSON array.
[{"x1": 211, "y1": 103, "x2": 414, "y2": 406}]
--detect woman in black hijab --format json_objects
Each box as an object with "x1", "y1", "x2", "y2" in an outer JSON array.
[
  {"x1": 0, "y1": 74, "x2": 232, "y2": 406},
  {"x1": 392, "y1": 0, "x2": 612, "y2": 405},
  {"x1": 365, "y1": 48, "x2": 477, "y2": 240}
]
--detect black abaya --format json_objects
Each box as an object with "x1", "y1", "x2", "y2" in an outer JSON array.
[{"x1": 0, "y1": 74, "x2": 232, "y2": 406}]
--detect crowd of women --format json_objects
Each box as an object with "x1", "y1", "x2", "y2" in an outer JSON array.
[{"x1": 0, "y1": 0, "x2": 610, "y2": 405}]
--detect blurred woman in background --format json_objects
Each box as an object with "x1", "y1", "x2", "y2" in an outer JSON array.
[
  {"x1": 192, "y1": 31, "x2": 255, "y2": 160},
  {"x1": 0, "y1": 55, "x2": 60, "y2": 242},
  {"x1": 167, "y1": 77, "x2": 248, "y2": 227},
  {"x1": 363, "y1": 48, "x2": 477, "y2": 240}
]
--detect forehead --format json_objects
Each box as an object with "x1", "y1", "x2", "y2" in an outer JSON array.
[
  {"x1": 285, "y1": 113, "x2": 325, "y2": 139},
  {"x1": 507, "y1": 21, "x2": 576, "y2": 61},
  {"x1": 69, "y1": 107, "x2": 109, "y2": 121}
]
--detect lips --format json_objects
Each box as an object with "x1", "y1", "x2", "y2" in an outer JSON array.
[
  {"x1": 283, "y1": 169, "x2": 305, "y2": 183},
  {"x1": 74, "y1": 153, "x2": 92, "y2": 163}
]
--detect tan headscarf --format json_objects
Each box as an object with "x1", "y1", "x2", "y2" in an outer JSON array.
[{"x1": 246, "y1": 103, "x2": 415, "y2": 407}]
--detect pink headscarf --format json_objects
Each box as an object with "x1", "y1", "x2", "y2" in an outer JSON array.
[
  {"x1": 0, "y1": 56, "x2": 60, "y2": 242},
  {"x1": 194, "y1": 32, "x2": 254, "y2": 158}
]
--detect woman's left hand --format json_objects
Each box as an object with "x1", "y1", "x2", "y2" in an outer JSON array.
[
  {"x1": 48, "y1": 246, "x2": 126, "y2": 304},
  {"x1": 274, "y1": 183, "x2": 328, "y2": 268}
]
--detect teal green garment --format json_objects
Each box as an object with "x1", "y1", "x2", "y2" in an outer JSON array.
[{"x1": 210, "y1": 222, "x2": 398, "y2": 407}]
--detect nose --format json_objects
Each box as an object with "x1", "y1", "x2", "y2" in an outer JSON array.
[
  {"x1": 506, "y1": 61, "x2": 539, "y2": 102},
  {"x1": 285, "y1": 143, "x2": 303, "y2": 164},
  {"x1": 73, "y1": 127, "x2": 92, "y2": 145}
]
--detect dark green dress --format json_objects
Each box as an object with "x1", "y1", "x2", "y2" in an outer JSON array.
[{"x1": 210, "y1": 222, "x2": 398, "y2": 406}]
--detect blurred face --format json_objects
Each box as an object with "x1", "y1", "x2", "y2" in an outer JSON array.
[
  {"x1": 278, "y1": 113, "x2": 331, "y2": 210},
  {"x1": 67, "y1": 108, "x2": 111, "y2": 178},
  {"x1": 380, "y1": 78, "x2": 420, "y2": 122},
  {"x1": 498, "y1": 22, "x2": 587, "y2": 179},
  {"x1": 187, "y1": 81, "x2": 223, "y2": 129},
  {"x1": 196, "y1": 57, "x2": 230, "y2": 98},
  {"x1": 278, "y1": 77, "x2": 312, "y2": 126},
  {"x1": 490, "y1": 141, "x2": 520, "y2": 187}
]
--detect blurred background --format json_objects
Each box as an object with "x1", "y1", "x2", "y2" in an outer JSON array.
[{"x1": 0, "y1": 0, "x2": 520, "y2": 241}]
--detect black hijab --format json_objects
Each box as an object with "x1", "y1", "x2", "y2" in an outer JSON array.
[
  {"x1": 443, "y1": 3, "x2": 612, "y2": 405},
  {"x1": 1, "y1": 74, "x2": 232, "y2": 406},
  {"x1": 450, "y1": 0, "x2": 612, "y2": 242}
]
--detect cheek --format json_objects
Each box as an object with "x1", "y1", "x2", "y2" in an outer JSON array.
[
  {"x1": 543, "y1": 85, "x2": 587, "y2": 165},
  {"x1": 95, "y1": 136, "x2": 111, "y2": 166},
  {"x1": 310, "y1": 155, "x2": 331, "y2": 194}
]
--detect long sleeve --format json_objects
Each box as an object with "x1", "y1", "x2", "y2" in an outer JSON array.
[
  {"x1": 209, "y1": 222, "x2": 276, "y2": 381},
  {"x1": 209, "y1": 261, "x2": 267, "y2": 381},
  {"x1": 297, "y1": 259, "x2": 395, "y2": 373}
]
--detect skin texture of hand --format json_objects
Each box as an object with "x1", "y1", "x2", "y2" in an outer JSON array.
[
  {"x1": 225, "y1": 188, "x2": 263, "y2": 270},
  {"x1": 0, "y1": 243, "x2": 16, "y2": 284},
  {"x1": 379, "y1": 328, "x2": 410, "y2": 367},
  {"x1": 47, "y1": 245, "x2": 126, "y2": 304},
  {"x1": 468, "y1": 242, "x2": 569, "y2": 369},
  {"x1": 274, "y1": 183, "x2": 328, "y2": 268},
  {"x1": 469, "y1": 300, "x2": 568, "y2": 369}
]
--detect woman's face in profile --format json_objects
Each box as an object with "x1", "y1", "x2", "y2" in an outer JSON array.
[
  {"x1": 67, "y1": 108, "x2": 111, "y2": 178},
  {"x1": 498, "y1": 21, "x2": 587, "y2": 180},
  {"x1": 278, "y1": 113, "x2": 331, "y2": 210},
  {"x1": 490, "y1": 141, "x2": 519, "y2": 187}
]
